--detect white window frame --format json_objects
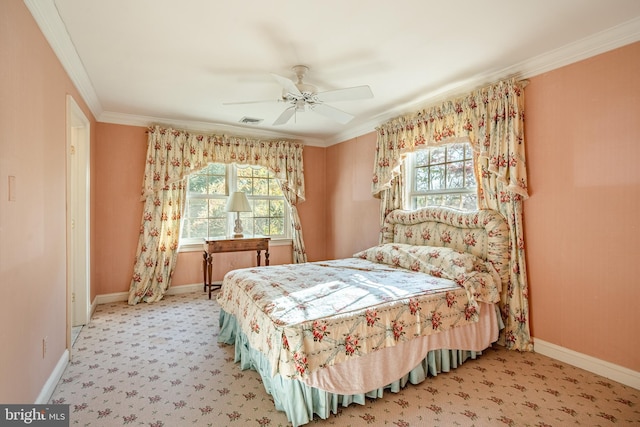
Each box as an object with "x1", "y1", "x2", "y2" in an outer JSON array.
[
  {"x1": 232, "y1": 164, "x2": 291, "y2": 241},
  {"x1": 179, "y1": 163, "x2": 291, "y2": 252},
  {"x1": 405, "y1": 141, "x2": 478, "y2": 211}
]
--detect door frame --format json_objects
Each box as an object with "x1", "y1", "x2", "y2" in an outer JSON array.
[{"x1": 66, "y1": 95, "x2": 91, "y2": 355}]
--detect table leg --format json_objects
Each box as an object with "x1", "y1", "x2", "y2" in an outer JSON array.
[
  {"x1": 202, "y1": 251, "x2": 208, "y2": 292},
  {"x1": 256, "y1": 250, "x2": 261, "y2": 266},
  {"x1": 207, "y1": 253, "x2": 214, "y2": 299},
  {"x1": 265, "y1": 249, "x2": 270, "y2": 266}
]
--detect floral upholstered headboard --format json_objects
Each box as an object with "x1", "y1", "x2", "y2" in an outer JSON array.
[{"x1": 381, "y1": 207, "x2": 510, "y2": 289}]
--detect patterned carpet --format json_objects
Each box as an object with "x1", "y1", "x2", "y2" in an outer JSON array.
[{"x1": 49, "y1": 291, "x2": 640, "y2": 426}]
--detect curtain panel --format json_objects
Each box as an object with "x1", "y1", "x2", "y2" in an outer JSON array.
[
  {"x1": 128, "y1": 126, "x2": 307, "y2": 305},
  {"x1": 371, "y1": 79, "x2": 532, "y2": 351}
]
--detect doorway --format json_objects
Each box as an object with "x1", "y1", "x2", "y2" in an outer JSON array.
[{"x1": 66, "y1": 95, "x2": 91, "y2": 353}]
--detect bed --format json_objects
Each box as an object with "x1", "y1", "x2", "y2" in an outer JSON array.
[{"x1": 217, "y1": 206, "x2": 510, "y2": 426}]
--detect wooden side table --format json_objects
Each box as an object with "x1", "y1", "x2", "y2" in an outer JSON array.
[{"x1": 202, "y1": 236, "x2": 270, "y2": 299}]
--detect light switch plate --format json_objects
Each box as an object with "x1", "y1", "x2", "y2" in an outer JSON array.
[{"x1": 8, "y1": 175, "x2": 16, "y2": 201}]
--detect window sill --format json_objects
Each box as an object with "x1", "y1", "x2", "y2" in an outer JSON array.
[{"x1": 178, "y1": 238, "x2": 293, "y2": 253}]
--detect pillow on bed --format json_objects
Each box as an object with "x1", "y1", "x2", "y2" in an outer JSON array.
[
  {"x1": 353, "y1": 243, "x2": 476, "y2": 278},
  {"x1": 458, "y1": 261, "x2": 503, "y2": 304}
]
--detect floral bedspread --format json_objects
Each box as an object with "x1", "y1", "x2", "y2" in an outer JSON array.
[{"x1": 217, "y1": 256, "x2": 489, "y2": 381}]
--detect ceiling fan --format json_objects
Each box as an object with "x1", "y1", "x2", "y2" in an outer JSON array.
[{"x1": 224, "y1": 65, "x2": 374, "y2": 125}]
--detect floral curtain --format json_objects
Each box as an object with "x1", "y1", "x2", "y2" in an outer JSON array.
[
  {"x1": 377, "y1": 169, "x2": 404, "y2": 243},
  {"x1": 128, "y1": 126, "x2": 307, "y2": 305},
  {"x1": 371, "y1": 78, "x2": 532, "y2": 351}
]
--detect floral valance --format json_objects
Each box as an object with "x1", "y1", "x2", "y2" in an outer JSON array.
[
  {"x1": 372, "y1": 79, "x2": 528, "y2": 200},
  {"x1": 142, "y1": 125, "x2": 305, "y2": 204}
]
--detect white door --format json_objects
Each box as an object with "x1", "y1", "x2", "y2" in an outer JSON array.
[{"x1": 66, "y1": 96, "x2": 91, "y2": 338}]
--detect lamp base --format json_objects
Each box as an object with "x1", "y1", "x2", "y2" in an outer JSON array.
[
  {"x1": 232, "y1": 213, "x2": 245, "y2": 239},
  {"x1": 232, "y1": 233, "x2": 244, "y2": 238}
]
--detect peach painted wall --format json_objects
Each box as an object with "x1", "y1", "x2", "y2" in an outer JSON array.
[
  {"x1": 0, "y1": 0, "x2": 97, "y2": 403},
  {"x1": 94, "y1": 123, "x2": 147, "y2": 295},
  {"x1": 524, "y1": 42, "x2": 640, "y2": 372},
  {"x1": 94, "y1": 124, "x2": 326, "y2": 294},
  {"x1": 325, "y1": 132, "x2": 380, "y2": 259}
]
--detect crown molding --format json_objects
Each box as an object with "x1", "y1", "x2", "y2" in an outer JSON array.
[
  {"x1": 517, "y1": 15, "x2": 640, "y2": 79},
  {"x1": 98, "y1": 111, "x2": 326, "y2": 146},
  {"x1": 328, "y1": 15, "x2": 640, "y2": 146},
  {"x1": 26, "y1": 0, "x2": 640, "y2": 148},
  {"x1": 24, "y1": 0, "x2": 103, "y2": 119}
]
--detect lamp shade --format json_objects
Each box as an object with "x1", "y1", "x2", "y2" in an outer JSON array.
[{"x1": 225, "y1": 192, "x2": 252, "y2": 212}]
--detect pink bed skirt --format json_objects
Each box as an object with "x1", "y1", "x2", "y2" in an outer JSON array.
[{"x1": 303, "y1": 302, "x2": 500, "y2": 394}]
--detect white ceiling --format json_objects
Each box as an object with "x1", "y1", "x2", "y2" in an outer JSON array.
[{"x1": 26, "y1": 0, "x2": 640, "y2": 146}]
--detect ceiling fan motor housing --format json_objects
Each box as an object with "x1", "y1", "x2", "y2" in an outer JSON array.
[
  {"x1": 293, "y1": 65, "x2": 317, "y2": 94},
  {"x1": 295, "y1": 82, "x2": 317, "y2": 94}
]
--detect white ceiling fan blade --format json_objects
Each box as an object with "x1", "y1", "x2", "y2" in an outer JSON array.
[
  {"x1": 316, "y1": 85, "x2": 373, "y2": 103},
  {"x1": 271, "y1": 73, "x2": 302, "y2": 97},
  {"x1": 273, "y1": 106, "x2": 296, "y2": 125},
  {"x1": 310, "y1": 103, "x2": 354, "y2": 124}
]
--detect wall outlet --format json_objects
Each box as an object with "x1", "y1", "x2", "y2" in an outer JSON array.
[{"x1": 42, "y1": 336, "x2": 47, "y2": 358}]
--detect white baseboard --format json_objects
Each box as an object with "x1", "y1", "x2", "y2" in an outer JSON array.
[
  {"x1": 534, "y1": 339, "x2": 640, "y2": 390},
  {"x1": 36, "y1": 349, "x2": 69, "y2": 404},
  {"x1": 93, "y1": 283, "x2": 208, "y2": 305}
]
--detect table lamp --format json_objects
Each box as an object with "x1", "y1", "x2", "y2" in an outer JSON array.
[{"x1": 225, "y1": 191, "x2": 252, "y2": 238}]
